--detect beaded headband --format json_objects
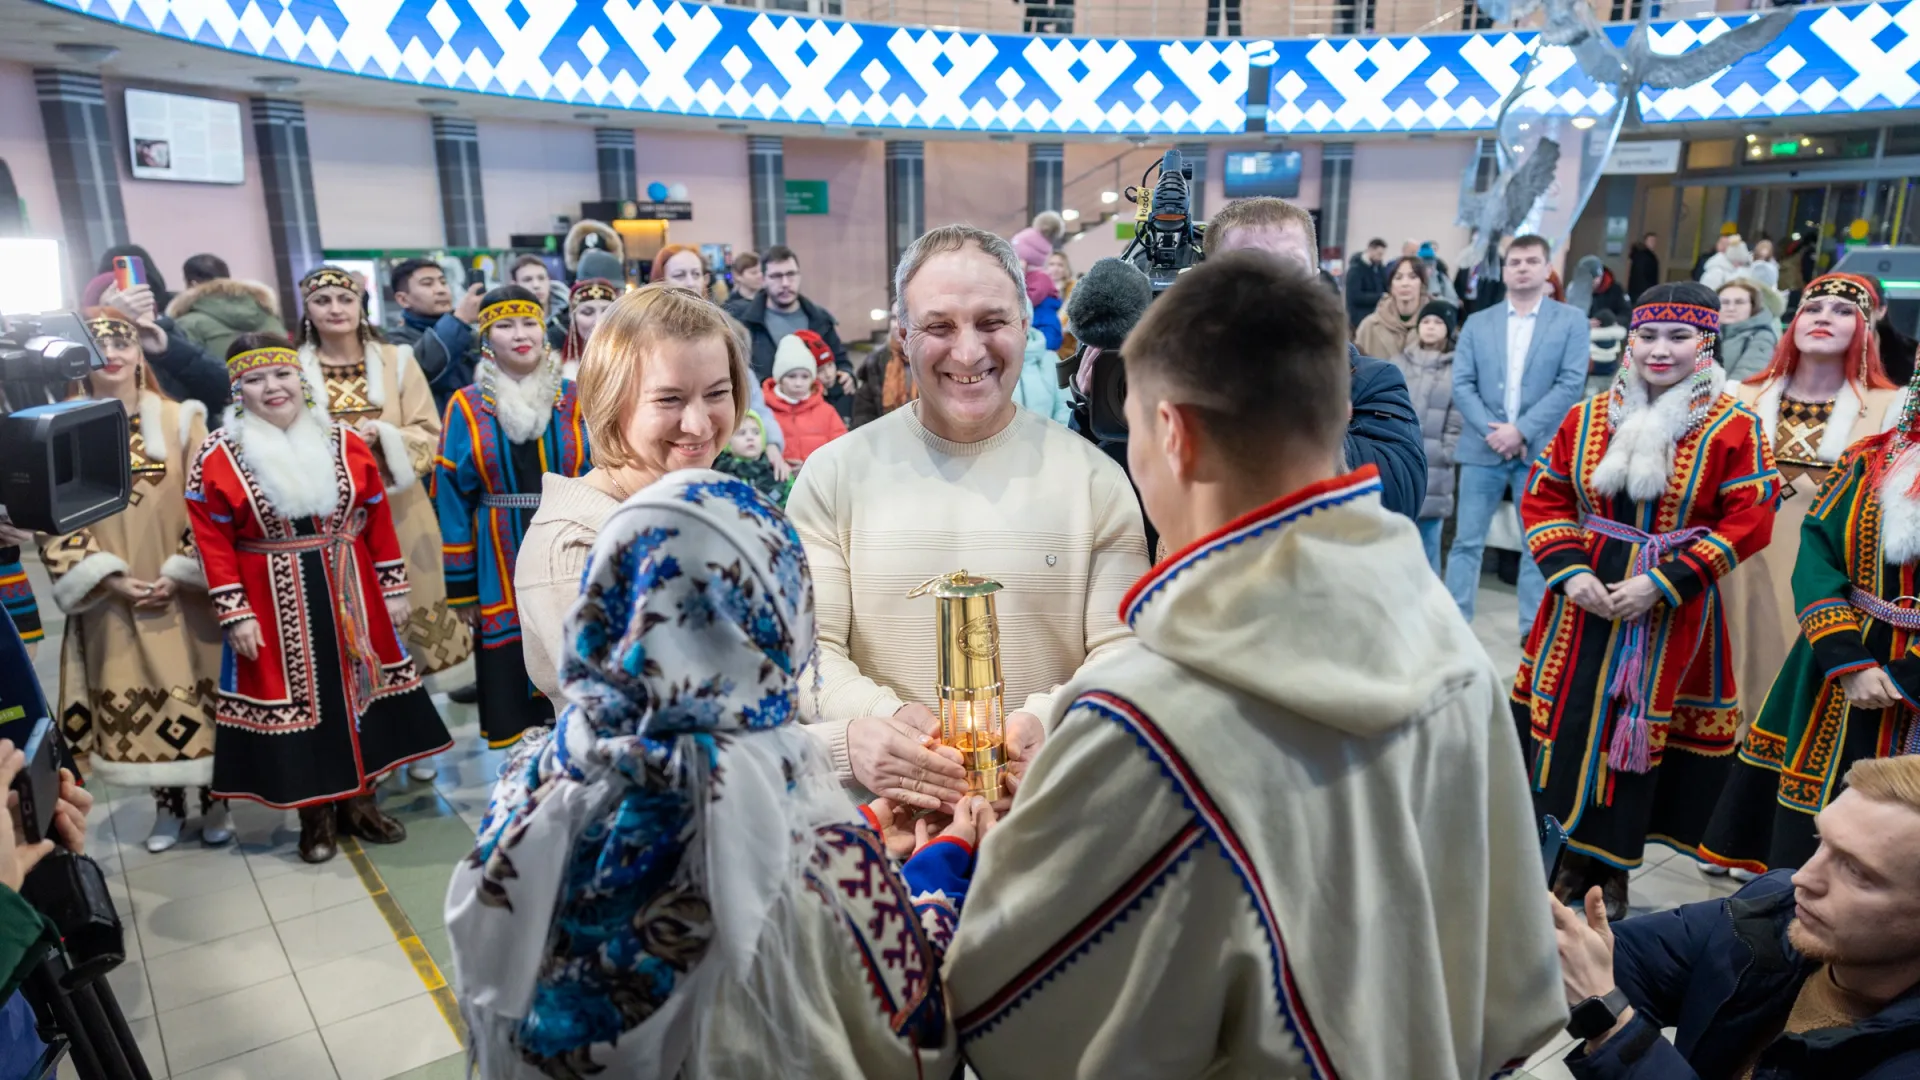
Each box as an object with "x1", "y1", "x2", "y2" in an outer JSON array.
[
  {"x1": 1801, "y1": 273, "x2": 1875, "y2": 313},
  {"x1": 227, "y1": 346, "x2": 301, "y2": 381},
  {"x1": 86, "y1": 313, "x2": 137, "y2": 343},
  {"x1": 1629, "y1": 301, "x2": 1719, "y2": 332},
  {"x1": 570, "y1": 279, "x2": 619, "y2": 305},
  {"x1": 300, "y1": 266, "x2": 360, "y2": 299},
  {"x1": 479, "y1": 298, "x2": 544, "y2": 336}
]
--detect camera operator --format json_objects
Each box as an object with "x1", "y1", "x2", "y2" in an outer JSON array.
[
  {"x1": 1207, "y1": 197, "x2": 1427, "y2": 521},
  {"x1": 0, "y1": 738, "x2": 91, "y2": 997}
]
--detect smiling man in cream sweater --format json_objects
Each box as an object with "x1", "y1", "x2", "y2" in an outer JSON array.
[{"x1": 786, "y1": 223, "x2": 1148, "y2": 810}]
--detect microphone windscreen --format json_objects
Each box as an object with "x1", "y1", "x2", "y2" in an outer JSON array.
[{"x1": 1066, "y1": 258, "x2": 1153, "y2": 351}]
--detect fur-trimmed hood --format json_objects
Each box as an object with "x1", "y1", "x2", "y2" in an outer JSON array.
[
  {"x1": 165, "y1": 278, "x2": 281, "y2": 322},
  {"x1": 565, "y1": 220, "x2": 623, "y2": 271}
]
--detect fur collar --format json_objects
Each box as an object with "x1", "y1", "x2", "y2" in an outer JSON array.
[
  {"x1": 481, "y1": 358, "x2": 562, "y2": 445},
  {"x1": 221, "y1": 404, "x2": 341, "y2": 520},
  {"x1": 1593, "y1": 365, "x2": 1727, "y2": 501},
  {"x1": 1751, "y1": 374, "x2": 1862, "y2": 463},
  {"x1": 130, "y1": 393, "x2": 207, "y2": 464},
  {"x1": 1882, "y1": 444, "x2": 1920, "y2": 565},
  {"x1": 164, "y1": 278, "x2": 279, "y2": 320},
  {"x1": 299, "y1": 339, "x2": 386, "y2": 413}
]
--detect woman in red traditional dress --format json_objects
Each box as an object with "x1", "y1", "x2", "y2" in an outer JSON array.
[
  {"x1": 186, "y1": 333, "x2": 451, "y2": 863},
  {"x1": 1513, "y1": 282, "x2": 1781, "y2": 918}
]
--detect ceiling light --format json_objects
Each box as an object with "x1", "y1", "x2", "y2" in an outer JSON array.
[
  {"x1": 988, "y1": 132, "x2": 1014, "y2": 142},
  {"x1": 1570, "y1": 116, "x2": 1595, "y2": 130},
  {"x1": 1100, "y1": 190, "x2": 1119, "y2": 204},
  {"x1": 869, "y1": 308, "x2": 888, "y2": 321},
  {"x1": 55, "y1": 43, "x2": 118, "y2": 64},
  {"x1": 1801, "y1": 137, "x2": 1812, "y2": 146},
  {"x1": 1745, "y1": 133, "x2": 1758, "y2": 142},
  {"x1": 573, "y1": 112, "x2": 606, "y2": 122},
  {"x1": 716, "y1": 122, "x2": 749, "y2": 132},
  {"x1": 417, "y1": 97, "x2": 457, "y2": 110},
  {"x1": 254, "y1": 75, "x2": 299, "y2": 91},
  {"x1": 1062, "y1": 208, "x2": 1081, "y2": 221}
]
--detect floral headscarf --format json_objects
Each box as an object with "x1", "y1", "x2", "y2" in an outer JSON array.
[{"x1": 447, "y1": 470, "x2": 817, "y2": 1078}]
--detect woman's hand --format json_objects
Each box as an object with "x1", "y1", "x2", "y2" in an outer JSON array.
[
  {"x1": 1563, "y1": 572, "x2": 1614, "y2": 619},
  {"x1": 134, "y1": 576, "x2": 176, "y2": 611},
  {"x1": 385, "y1": 596, "x2": 413, "y2": 632},
  {"x1": 102, "y1": 573, "x2": 154, "y2": 606},
  {"x1": 768, "y1": 454, "x2": 793, "y2": 483},
  {"x1": 1841, "y1": 665, "x2": 1903, "y2": 710},
  {"x1": 1606, "y1": 574, "x2": 1663, "y2": 620},
  {"x1": 227, "y1": 619, "x2": 263, "y2": 661}
]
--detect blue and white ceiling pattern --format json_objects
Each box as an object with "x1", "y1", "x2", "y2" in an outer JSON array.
[{"x1": 33, "y1": 0, "x2": 1920, "y2": 135}]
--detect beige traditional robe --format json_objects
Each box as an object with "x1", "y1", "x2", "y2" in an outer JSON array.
[
  {"x1": 1723, "y1": 377, "x2": 1897, "y2": 727},
  {"x1": 302, "y1": 339, "x2": 472, "y2": 673},
  {"x1": 43, "y1": 394, "x2": 223, "y2": 788}
]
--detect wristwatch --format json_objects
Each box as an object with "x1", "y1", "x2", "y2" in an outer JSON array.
[{"x1": 1566, "y1": 987, "x2": 1632, "y2": 1040}]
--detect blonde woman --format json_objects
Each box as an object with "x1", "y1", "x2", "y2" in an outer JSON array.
[{"x1": 515, "y1": 282, "x2": 750, "y2": 700}]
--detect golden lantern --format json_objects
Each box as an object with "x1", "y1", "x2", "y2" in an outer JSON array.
[{"x1": 907, "y1": 570, "x2": 1008, "y2": 801}]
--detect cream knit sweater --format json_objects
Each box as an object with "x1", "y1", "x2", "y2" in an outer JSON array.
[
  {"x1": 514, "y1": 473, "x2": 623, "y2": 701},
  {"x1": 787, "y1": 403, "x2": 1149, "y2": 787}
]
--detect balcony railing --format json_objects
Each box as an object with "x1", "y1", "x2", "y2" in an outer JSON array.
[{"x1": 714, "y1": 0, "x2": 1777, "y2": 37}]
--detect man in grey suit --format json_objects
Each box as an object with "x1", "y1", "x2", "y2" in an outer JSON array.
[{"x1": 1445, "y1": 234, "x2": 1590, "y2": 638}]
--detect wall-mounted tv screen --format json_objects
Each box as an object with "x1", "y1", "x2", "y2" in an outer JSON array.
[
  {"x1": 124, "y1": 88, "x2": 244, "y2": 184},
  {"x1": 1222, "y1": 150, "x2": 1302, "y2": 199}
]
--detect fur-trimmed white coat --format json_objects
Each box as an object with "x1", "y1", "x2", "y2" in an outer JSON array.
[{"x1": 38, "y1": 393, "x2": 223, "y2": 788}]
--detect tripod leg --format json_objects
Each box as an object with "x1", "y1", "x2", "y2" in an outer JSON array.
[
  {"x1": 87, "y1": 977, "x2": 155, "y2": 1080},
  {"x1": 23, "y1": 964, "x2": 106, "y2": 1080},
  {"x1": 68, "y1": 983, "x2": 135, "y2": 1080}
]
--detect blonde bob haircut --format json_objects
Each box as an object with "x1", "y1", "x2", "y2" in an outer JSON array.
[{"x1": 576, "y1": 281, "x2": 750, "y2": 469}]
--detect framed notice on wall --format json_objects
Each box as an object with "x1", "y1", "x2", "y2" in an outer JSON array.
[{"x1": 124, "y1": 89, "x2": 245, "y2": 184}]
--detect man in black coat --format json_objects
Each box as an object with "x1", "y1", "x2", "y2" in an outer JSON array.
[
  {"x1": 1627, "y1": 232, "x2": 1661, "y2": 301},
  {"x1": 733, "y1": 245, "x2": 856, "y2": 423},
  {"x1": 1208, "y1": 201, "x2": 1425, "y2": 520},
  {"x1": 1344, "y1": 238, "x2": 1389, "y2": 330},
  {"x1": 1548, "y1": 755, "x2": 1920, "y2": 1080}
]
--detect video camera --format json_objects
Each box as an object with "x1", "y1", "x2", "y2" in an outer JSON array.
[
  {"x1": 1, "y1": 310, "x2": 130, "y2": 535},
  {"x1": 1061, "y1": 148, "x2": 1206, "y2": 447}
]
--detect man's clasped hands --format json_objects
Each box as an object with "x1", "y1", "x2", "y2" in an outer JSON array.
[{"x1": 851, "y1": 702, "x2": 1045, "y2": 859}]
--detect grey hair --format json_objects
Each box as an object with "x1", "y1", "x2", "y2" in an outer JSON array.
[{"x1": 892, "y1": 224, "x2": 1028, "y2": 328}]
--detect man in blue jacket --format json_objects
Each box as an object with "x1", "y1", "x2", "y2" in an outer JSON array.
[
  {"x1": 1445, "y1": 234, "x2": 1589, "y2": 637},
  {"x1": 1550, "y1": 754, "x2": 1920, "y2": 1079},
  {"x1": 1206, "y1": 198, "x2": 1426, "y2": 520},
  {"x1": 384, "y1": 258, "x2": 484, "y2": 416}
]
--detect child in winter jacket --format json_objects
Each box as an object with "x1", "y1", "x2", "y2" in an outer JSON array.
[
  {"x1": 714, "y1": 409, "x2": 793, "y2": 506},
  {"x1": 1387, "y1": 300, "x2": 1464, "y2": 575},
  {"x1": 1014, "y1": 326, "x2": 1073, "y2": 426},
  {"x1": 1012, "y1": 227, "x2": 1064, "y2": 350},
  {"x1": 764, "y1": 333, "x2": 848, "y2": 464}
]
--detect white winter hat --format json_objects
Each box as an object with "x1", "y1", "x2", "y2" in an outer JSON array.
[{"x1": 772, "y1": 335, "x2": 816, "y2": 382}]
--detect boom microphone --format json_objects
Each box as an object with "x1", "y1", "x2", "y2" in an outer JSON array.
[{"x1": 1065, "y1": 257, "x2": 1153, "y2": 352}]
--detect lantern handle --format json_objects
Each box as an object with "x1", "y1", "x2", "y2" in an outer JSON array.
[{"x1": 906, "y1": 570, "x2": 969, "y2": 599}]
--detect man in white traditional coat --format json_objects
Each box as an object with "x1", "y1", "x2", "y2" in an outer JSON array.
[{"x1": 943, "y1": 251, "x2": 1568, "y2": 1078}]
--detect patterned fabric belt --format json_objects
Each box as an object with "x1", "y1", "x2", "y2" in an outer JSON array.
[
  {"x1": 1582, "y1": 514, "x2": 1711, "y2": 776},
  {"x1": 237, "y1": 512, "x2": 380, "y2": 714},
  {"x1": 1849, "y1": 587, "x2": 1920, "y2": 631},
  {"x1": 480, "y1": 494, "x2": 543, "y2": 509}
]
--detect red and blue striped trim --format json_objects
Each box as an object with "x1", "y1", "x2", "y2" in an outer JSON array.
[
  {"x1": 1120, "y1": 466, "x2": 1381, "y2": 628},
  {"x1": 956, "y1": 819, "x2": 1204, "y2": 1039},
  {"x1": 1081, "y1": 691, "x2": 1339, "y2": 1080}
]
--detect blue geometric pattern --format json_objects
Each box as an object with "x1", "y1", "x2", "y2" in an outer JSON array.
[{"x1": 33, "y1": 0, "x2": 1920, "y2": 134}]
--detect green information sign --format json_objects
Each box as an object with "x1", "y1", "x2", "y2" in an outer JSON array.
[{"x1": 784, "y1": 179, "x2": 829, "y2": 215}]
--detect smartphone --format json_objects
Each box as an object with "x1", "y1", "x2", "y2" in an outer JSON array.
[
  {"x1": 113, "y1": 254, "x2": 147, "y2": 293},
  {"x1": 465, "y1": 265, "x2": 486, "y2": 292},
  {"x1": 1540, "y1": 814, "x2": 1569, "y2": 887},
  {"x1": 10, "y1": 716, "x2": 60, "y2": 845}
]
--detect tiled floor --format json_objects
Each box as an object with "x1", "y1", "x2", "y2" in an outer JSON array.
[{"x1": 21, "y1": 561, "x2": 1736, "y2": 1079}]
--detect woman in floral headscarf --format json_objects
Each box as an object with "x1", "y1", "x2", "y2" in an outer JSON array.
[
  {"x1": 1513, "y1": 281, "x2": 1781, "y2": 919},
  {"x1": 447, "y1": 471, "x2": 982, "y2": 1080}
]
